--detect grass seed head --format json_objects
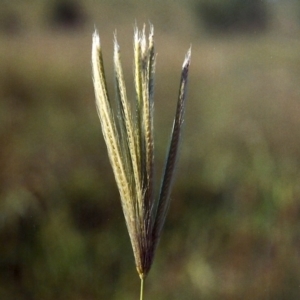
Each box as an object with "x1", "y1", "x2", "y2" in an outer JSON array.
[{"x1": 92, "y1": 24, "x2": 191, "y2": 279}]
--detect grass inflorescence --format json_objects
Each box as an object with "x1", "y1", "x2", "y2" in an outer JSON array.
[{"x1": 92, "y1": 24, "x2": 191, "y2": 299}]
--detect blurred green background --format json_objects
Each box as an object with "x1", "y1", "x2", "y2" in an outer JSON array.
[{"x1": 1, "y1": 0, "x2": 300, "y2": 299}]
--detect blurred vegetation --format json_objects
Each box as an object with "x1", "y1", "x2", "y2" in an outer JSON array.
[
  {"x1": 194, "y1": 0, "x2": 268, "y2": 32},
  {"x1": 1, "y1": 0, "x2": 300, "y2": 299}
]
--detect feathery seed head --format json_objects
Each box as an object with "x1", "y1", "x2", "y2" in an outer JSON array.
[{"x1": 92, "y1": 24, "x2": 191, "y2": 280}]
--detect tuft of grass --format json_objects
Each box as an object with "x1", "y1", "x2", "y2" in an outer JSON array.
[{"x1": 92, "y1": 24, "x2": 191, "y2": 299}]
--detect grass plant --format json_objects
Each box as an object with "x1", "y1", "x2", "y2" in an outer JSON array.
[{"x1": 92, "y1": 24, "x2": 191, "y2": 299}]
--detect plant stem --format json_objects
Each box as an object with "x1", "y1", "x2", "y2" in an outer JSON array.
[{"x1": 140, "y1": 277, "x2": 145, "y2": 300}]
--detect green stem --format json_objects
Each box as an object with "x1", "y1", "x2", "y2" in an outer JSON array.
[{"x1": 140, "y1": 277, "x2": 145, "y2": 300}]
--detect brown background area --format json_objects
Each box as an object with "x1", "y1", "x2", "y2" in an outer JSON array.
[{"x1": 1, "y1": 1, "x2": 300, "y2": 299}]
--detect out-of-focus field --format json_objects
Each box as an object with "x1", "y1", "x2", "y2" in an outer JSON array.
[{"x1": 1, "y1": 1, "x2": 300, "y2": 299}]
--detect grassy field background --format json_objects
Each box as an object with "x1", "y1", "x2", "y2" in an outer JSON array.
[{"x1": 1, "y1": 0, "x2": 300, "y2": 299}]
